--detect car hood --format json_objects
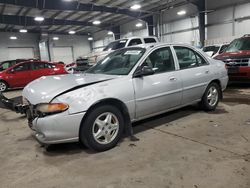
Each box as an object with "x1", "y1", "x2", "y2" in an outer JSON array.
[
  {"x1": 215, "y1": 50, "x2": 250, "y2": 60},
  {"x1": 22, "y1": 73, "x2": 118, "y2": 104}
]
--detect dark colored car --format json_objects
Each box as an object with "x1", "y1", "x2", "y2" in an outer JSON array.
[
  {"x1": 215, "y1": 35, "x2": 250, "y2": 81},
  {"x1": 0, "y1": 61, "x2": 67, "y2": 91}
]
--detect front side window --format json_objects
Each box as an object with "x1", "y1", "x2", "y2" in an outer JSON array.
[
  {"x1": 142, "y1": 47, "x2": 175, "y2": 74},
  {"x1": 128, "y1": 39, "x2": 142, "y2": 46},
  {"x1": 86, "y1": 48, "x2": 145, "y2": 75},
  {"x1": 174, "y1": 47, "x2": 199, "y2": 69},
  {"x1": 13, "y1": 63, "x2": 30, "y2": 72}
]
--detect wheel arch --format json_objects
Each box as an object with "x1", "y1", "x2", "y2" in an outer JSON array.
[{"x1": 79, "y1": 98, "x2": 132, "y2": 137}]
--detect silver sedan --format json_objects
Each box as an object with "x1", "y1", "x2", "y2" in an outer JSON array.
[{"x1": 17, "y1": 43, "x2": 228, "y2": 151}]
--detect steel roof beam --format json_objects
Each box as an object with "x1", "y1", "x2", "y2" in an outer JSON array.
[
  {"x1": 0, "y1": 0, "x2": 149, "y2": 18},
  {"x1": 0, "y1": 14, "x2": 107, "y2": 28}
]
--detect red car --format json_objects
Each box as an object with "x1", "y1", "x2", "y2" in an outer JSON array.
[
  {"x1": 0, "y1": 61, "x2": 67, "y2": 91},
  {"x1": 215, "y1": 35, "x2": 250, "y2": 81}
]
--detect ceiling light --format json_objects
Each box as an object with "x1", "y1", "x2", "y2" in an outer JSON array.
[
  {"x1": 130, "y1": 4, "x2": 141, "y2": 10},
  {"x1": 93, "y1": 20, "x2": 101, "y2": 25},
  {"x1": 88, "y1": 37, "x2": 93, "y2": 41},
  {"x1": 34, "y1": 16, "x2": 45, "y2": 22},
  {"x1": 108, "y1": 31, "x2": 113, "y2": 35},
  {"x1": 10, "y1": 36, "x2": 17, "y2": 40},
  {"x1": 53, "y1": 37, "x2": 59, "y2": 40},
  {"x1": 177, "y1": 10, "x2": 186, "y2": 15},
  {"x1": 69, "y1": 31, "x2": 76, "y2": 34},
  {"x1": 19, "y1": 29, "x2": 27, "y2": 33},
  {"x1": 136, "y1": 23, "x2": 143, "y2": 27}
]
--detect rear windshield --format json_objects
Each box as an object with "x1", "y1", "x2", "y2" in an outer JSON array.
[
  {"x1": 226, "y1": 37, "x2": 250, "y2": 52},
  {"x1": 103, "y1": 39, "x2": 128, "y2": 51},
  {"x1": 144, "y1": 38, "x2": 157, "y2": 43},
  {"x1": 203, "y1": 46, "x2": 220, "y2": 53}
]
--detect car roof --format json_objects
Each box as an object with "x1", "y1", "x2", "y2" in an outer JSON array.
[{"x1": 124, "y1": 42, "x2": 193, "y2": 50}]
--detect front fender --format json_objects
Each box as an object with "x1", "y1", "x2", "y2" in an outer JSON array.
[{"x1": 52, "y1": 77, "x2": 136, "y2": 119}]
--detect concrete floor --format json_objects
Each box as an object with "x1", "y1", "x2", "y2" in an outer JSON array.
[{"x1": 0, "y1": 84, "x2": 250, "y2": 188}]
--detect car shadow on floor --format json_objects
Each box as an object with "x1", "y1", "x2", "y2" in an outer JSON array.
[{"x1": 43, "y1": 105, "x2": 201, "y2": 155}]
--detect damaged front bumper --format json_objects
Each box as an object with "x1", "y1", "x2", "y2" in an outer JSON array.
[
  {"x1": 0, "y1": 92, "x2": 35, "y2": 128},
  {"x1": 0, "y1": 92, "x2": 28, "y2": 114}
]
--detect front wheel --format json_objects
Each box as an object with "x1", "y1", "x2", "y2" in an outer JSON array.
[
  {"x1": 200, "y1": 82, "x2": 220, "y2": 111},
  {"x1": 80, "y1": 105, "x2": 125, "y2": 152},
  {"x1": 0, "y1": 81, "x2": 8, "y2": 92}
]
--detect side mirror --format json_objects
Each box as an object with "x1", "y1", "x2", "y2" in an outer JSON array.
[{"x1": 133, "y1": 66, "x2": 155, "y2": 78}]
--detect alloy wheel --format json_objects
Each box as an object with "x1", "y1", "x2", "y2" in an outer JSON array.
[
  {"x1": 207, "y1": 86, "x2": 218, "y2": 106},
  {"x1": 92, "y1": 112, "x2": 119, "y2": 145},
  {"x1": 0, "y1": 82, "x2": 7, "y2": 92}
]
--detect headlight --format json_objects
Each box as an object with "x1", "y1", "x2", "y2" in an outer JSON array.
[{"x1": 36, "y1": 103, "x2": 69, "y2": 114}]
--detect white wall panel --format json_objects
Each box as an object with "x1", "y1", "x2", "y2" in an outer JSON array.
[
  {"x1": 235, "y1": 2, "x2": 250, "y2": 18},
  {"x1": 53, "y1": 47, "x2": 74, "y2": 64},
  {"x1": 0, "y1": 32, "x2": 39, "y2": 62},
  {"x1": 207, "y1": 23, "x2": 233, "y2": 39},
  {"x1": 235, "y1": 19, "x2": 250, "y2": 36},
  {"x1": 49, "y1": 34, "x2": 91, "y2": 62},
  {"x1": 207, "y1": 7, "x2": 233, "y2": 24},
  {"x1": 8, "y1": 47, "x2": 35, "y2": 60}
]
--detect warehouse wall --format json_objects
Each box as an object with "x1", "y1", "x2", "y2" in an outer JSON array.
[
  {"x1": 160, "y1": 16, "x2": 200, "y2": 46},
  {"x1": 158, "y1": 3, "x2": 200, "y2": 47},
  {"x1": 206, "y1": 1, "x2": 250, "y2": 44},
  {"x1": 0, "y1": 32, "x2": 40, "y2": 62},
  {"x1": 48, "y1": 34, "x2": 91, "y2": 63}
]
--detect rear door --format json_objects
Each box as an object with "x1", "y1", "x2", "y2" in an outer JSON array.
[
  {"x1": 173, "y1": 46, "x2": 211, "y2": 104},
  {"x1": 30, "y1": 62, "x2": 56, "y2": 80}
]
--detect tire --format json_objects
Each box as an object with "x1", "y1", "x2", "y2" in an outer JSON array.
[
  {"x1": 80, "y1": 105, "x2": 125, "y2": 152},
  {"x1": 200, "y1": 82, "x2": 221, "y2": 111},
  {"x1": 0, "y1": 80, "x2": 8, "y2": 92}
]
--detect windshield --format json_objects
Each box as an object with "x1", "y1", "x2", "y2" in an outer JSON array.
[
  {"x1": 226, "y1": 38, "x2": 250, "y2": 52},
  {"x1": 103, "y1": 39, "x2": 128, "y2": 51},
  {"x1": 86, "y1": 48, "x2": 145, "y2": 75}
]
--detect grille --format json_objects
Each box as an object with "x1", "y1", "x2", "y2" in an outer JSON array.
[{"x1": 224, "y1": 59, "x2": 250, "y2": 67}]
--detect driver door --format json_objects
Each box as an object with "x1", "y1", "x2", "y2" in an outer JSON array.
[{"x1": 133, "y1": 46, "x2": 182, "y2": 119}]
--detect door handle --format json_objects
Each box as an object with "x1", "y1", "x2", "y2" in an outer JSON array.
[{"x1": 169, "y1": 77, "x2": 177, "y2": 81}]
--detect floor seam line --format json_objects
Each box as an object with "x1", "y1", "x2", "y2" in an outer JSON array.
[{"x1": 142, "y1": 125, "x2": 245, "y2": 157}]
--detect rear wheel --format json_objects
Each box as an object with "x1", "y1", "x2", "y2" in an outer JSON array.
[
  {"x1": 0, "y1": 81, "x2": 8, "y2": 92},
  {"x1": 80, "y1": 105, "x2": 124, "y2": 152},
  {"x1": 200, "y1": 82, "x2": 220, "y2": 111}
]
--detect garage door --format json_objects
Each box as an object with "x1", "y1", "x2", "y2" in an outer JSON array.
[
  {"x1": 53, "y1": 47, "x2": 74, "y2": 64},
  {"x1": 8, "y1": 47, "x2": 35, "y2": 60}
]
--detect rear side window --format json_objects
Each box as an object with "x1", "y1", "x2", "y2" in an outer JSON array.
[
  {"x1": 174, "y1": 47, "x2": 200, "y2": 69},
  {"x1": 13, "y1": 63, "x2": 30, "y2": 72},
  {"x1": 144, "y1": 38, "x2": 157, "y2": 43},
  {"x1": 33, "y1": 62, "x2": 52, "y2": 70},
  {"x1": 128, "y1": 39, "x2": 142, "y2": 46}
]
